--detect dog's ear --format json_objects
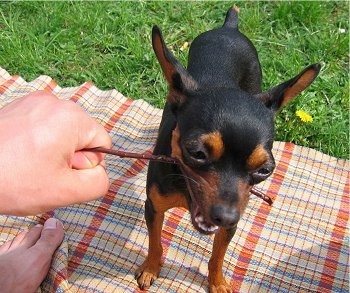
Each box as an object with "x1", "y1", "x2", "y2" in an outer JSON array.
[
  {"x1": 152, "y1": 26, "x2": 198, "y2": 105},
  {"x1": 256, "y1": 63, "x2": 321, "y2": 112}
]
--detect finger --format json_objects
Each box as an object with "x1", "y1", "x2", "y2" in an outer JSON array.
[
  {"x1": 75, "y1": 113, "x2": 112, "y2": 151},
  {"x1": 55, "y1": 99, "x2": 112, "y2": 152},
  {"x1": 61, "y1": 165, "x2": 110, "y2": 205},
  {"x1": 19, "y1": 166, "x2": 110, "y2": 214},
  {"x1": 72, "y1": 165, "x2": 110, "y2": 200},
  {"x1": 72, "y1": 118, "x2": 112, "y2": 169}
]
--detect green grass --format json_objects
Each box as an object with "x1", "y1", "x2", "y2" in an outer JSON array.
[{"x1": 0, "y1": 1, "x2": 348, "y2": 159}]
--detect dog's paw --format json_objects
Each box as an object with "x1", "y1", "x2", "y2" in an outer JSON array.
[
  {"x1": 135, "y1": 261, "x2": 161, "y2": 290},
  {"x1": 136, "y1": 271, "x2": 157, "y2": 291},
  {"x1": 209, "y1": 283, "x2": 232, "y2": 293}
]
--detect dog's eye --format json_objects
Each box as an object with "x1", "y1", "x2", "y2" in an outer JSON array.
[
  {"x1": 189, "y1": 150, "x2": 207, "y2": 161},
  {"x1": 257, "y1": 167, "x2": 271, "y2": 176},
  {"x1": 251, "y1": 166, "x2": 274, "y2": 184},
  {"x1": 183, "y1": 141, "x2": 209, "y2": 165}
]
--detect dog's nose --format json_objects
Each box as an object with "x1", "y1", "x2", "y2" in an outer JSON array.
[{"x1": 210, "y1": 204, "x2": 240, "y2": 228}]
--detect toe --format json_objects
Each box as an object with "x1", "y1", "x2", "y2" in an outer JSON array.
[
  {"x1": 35, "y1": 218, "x2": 64, "y2": 254},
  {"x1": 0, "y1": 225, "x2": 43, "y2": 253}
]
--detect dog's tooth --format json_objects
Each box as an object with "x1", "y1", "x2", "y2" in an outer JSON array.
[
  {"x1": 198, "y1": 222, "x2": 207, "y2": 231},
  {"x1": 196, "y1": 215, "x2": 204, "y2": 223},
  {"x1": 195, "y1": 213, "x2": 218, "y2": 233},
  {"x1": 209, "y1": 225, "x2": 218, "y2": 232}
]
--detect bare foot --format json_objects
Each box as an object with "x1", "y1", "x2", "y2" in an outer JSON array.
[{"x1": 0, "y1": 218, "x2": 64, "y2": 293}]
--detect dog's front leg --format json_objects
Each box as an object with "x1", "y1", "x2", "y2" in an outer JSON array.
[
  {"x1": 208, "y1": 227, "x2": 236, "y2": 293},
  {"x1": 135, "y1": 197, "x2": 164, "y2": 290},
  {"x1": 136, "y1": 185, "x2": 188, "y2": 290}
]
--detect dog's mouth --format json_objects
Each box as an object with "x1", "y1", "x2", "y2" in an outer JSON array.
[
  {"x1": 191, "y1": 199, "x2": 219, "y2": 235},
  {"x1": 178, "y1": 164, "x2": 219, "y2": 235},
  {"x1": 171, "y1": 126, "x2": 219, "y2": 234}
]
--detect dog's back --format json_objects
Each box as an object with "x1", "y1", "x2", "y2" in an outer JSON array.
[{"x1": 187, "y1": 7, "x2": 262, "y2": 93}]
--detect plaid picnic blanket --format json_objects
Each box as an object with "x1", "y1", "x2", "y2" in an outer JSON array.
[{"x1": 0, "y1": 67, "x2": 348, "y2": 293}]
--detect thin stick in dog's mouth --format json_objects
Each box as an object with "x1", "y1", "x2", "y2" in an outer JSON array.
[{"x1": 84, "y1": 147, "x2": 273, "y2": 205}]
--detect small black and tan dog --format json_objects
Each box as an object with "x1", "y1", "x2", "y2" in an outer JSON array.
[{"x1": 136, "y1": 6, "x2": 320, "y2": 292}]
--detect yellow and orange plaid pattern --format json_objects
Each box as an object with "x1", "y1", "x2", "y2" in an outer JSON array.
[{"x1": 0, "y1": 67, "x2": 348, "y2": 292}]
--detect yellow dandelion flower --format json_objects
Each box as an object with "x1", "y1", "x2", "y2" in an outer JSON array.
[
  {"x1": 295, "y1": 110, "x2": 313, "y2": 123},
  {"x1": 180, "y1": 41, "x2": 189, "y2": 51}
]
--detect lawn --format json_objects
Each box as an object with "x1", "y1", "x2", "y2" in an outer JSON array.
[{"x1": 0, "y1": 1, "x2": 348, "y2": 159}]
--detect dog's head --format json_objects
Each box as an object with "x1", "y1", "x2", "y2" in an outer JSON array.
[{"x1": 152, "y1": 26, "x2": 320, "y2": 234}]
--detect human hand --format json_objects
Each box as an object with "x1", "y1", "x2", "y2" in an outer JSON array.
[{"x1": 0, "y1": 91, "x2": 112, "y2": 215}]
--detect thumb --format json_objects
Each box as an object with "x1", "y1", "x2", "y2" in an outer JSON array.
[{"x1": 71, "y1": 150, "x2": 106, "y2": 169}]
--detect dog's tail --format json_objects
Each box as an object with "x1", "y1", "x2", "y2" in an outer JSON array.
[{"x1": 223, "y1": 5, "x2": 239, "y2": 29}]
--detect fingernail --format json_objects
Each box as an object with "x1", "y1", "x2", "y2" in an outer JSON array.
[{"x1": 43, "y1": 218, "x2": 58, "y2": 230}]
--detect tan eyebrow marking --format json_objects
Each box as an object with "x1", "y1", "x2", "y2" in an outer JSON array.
[
  {"x1": 201, "y1": 131, "x2": 225, "y2": 161},
  {"x1": 247, "y1": 144, "x2": 268, "y2": 170}
]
